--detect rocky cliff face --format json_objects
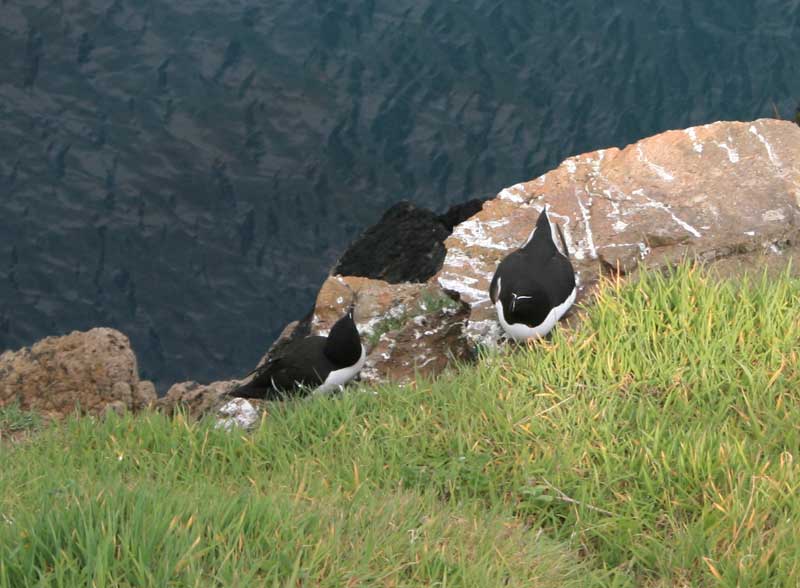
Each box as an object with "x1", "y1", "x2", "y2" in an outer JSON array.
[{"x1": 4, "y1": 119, "x2": 799, "y2": 422}]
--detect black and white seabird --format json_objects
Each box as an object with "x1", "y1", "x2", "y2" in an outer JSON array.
[
  {"x1": 229, "y1": 308, "x2": 366, "y2": 400},
  {"x1": 489, "y1": 207, "x2": 576, "y2": 341}
]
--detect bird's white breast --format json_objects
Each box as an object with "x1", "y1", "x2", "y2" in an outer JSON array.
[
  {"x1": 314, "y1": 345, "x2": 367, "y2": 394},
  {"x1": 495, "y1": 287, "x2": 576, "y2": 341}
]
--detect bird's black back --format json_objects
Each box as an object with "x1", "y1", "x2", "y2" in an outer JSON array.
[
  {"x1": 490, "y1": 209, "x2": 575, "y2": 327},
  {"x1": 231, "y1": 336, "x2": 335, "y2": 400},
  {"x1": 229, "y1": 311, "x2": 363, "y2": 401}
]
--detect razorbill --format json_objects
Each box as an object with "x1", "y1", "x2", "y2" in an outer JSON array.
[
  {"x1": 229, "y1": 307, "x2": 366, "y2": 400},
  {"x1": 489, "y1": 207, "x2": 576, "y2": 341}
]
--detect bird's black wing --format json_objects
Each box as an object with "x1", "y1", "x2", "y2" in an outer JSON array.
[
  {"x1": 229, "y1": 337, "x2": 330, "y2": 400},
  {"x1": 542, "y1": 251, "x2": 576, "y2": 306}
]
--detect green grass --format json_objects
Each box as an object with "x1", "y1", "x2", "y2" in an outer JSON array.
[
  {"x1": 0, "y1": 402, "x2": 42, "y2": 437},
  {"x1": 2, "y1": 263, "x2": 799, "y2": 587}
]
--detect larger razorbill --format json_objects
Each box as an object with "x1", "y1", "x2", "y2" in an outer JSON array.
[{"x1": 489, "y1": 207, "x2": 576, "y2": 341}]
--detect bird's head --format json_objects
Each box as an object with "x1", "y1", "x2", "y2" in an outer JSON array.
[{"x1": 324, "y1": 307, "x2": 362, "y2": 365}]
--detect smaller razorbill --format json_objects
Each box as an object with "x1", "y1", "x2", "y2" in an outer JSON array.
[
  {"x1": 489, "y1": 207, "x2": 576, "y2": 341},
  {"x1": 229, "y1": 307, "x2": 366, "y2": 400}
]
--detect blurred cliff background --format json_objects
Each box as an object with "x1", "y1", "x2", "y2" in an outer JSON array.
[{"x1": 1, "y1": 0, "x2": 798, "y2": 389}]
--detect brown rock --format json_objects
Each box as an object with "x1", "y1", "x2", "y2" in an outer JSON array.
[
  {"x1": 435, "y1": 119, "x2": 800, "y2": 345},
  {"x1": 156, "y1": 379, "x2": 244, "y2": 420},
  {"x1": 360, "y1": 300, "x2": 474, "y2": 385},
  {"x1": 260, "y1": 274, "x2": 473, "y2": 387},
  {"x1": 103, "y1": 400, "x2": 128, "y2": 418},
  {"x1": 310, "y1": 275, "x2": 429, "y2": 338},
  {"x1": 136, "y1": 380, "x2": 158, "y2": 408},
  {"x1": 0, "y1": 328, "x2": 141, "y2": 418}
]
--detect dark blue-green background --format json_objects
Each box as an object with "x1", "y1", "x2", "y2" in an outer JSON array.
[{"x1": 1, "y1": 0, "x2": 798, "y2": 389}]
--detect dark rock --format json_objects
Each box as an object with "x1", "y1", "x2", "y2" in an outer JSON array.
[
  {"x1": 437, "y1": 198, "x2": 486, "y2": 232},
  {"x1": 333, "y1": 201, "x2": 450, "y2": 283}
]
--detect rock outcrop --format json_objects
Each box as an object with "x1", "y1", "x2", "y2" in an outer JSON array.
[
  {"x1": 156, "y1": 379, "x2": 244, "y2": 420},
  {"x1": 8, "y1": 119, "x2": 797, "y2": 424},
  {"x1": 0, "y1": 328, "x2": 155, "y2": 418},
  {"x1": 332, "y1": 199, "x2": 486, "y2": 283},
  {"x1": 436, "y1": 119, "x2": 800, "y2": 345},
  {"x1": 215, "y1": 398, "x2": 260, "y2": 431},
  {"x1": 310, "y1": 276, "x2": 473, "y2": 385},
  {"x1": 260, "y1": 119, "x2": 800, "y2": 392}
]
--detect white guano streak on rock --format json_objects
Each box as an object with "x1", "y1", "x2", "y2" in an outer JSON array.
[
  {"x1": 636, "y1": 191, "x2": 702, "y2": 238},
  {"x1": 572, "y1": 192, "x2": 597, "y2": 260},
  {"x1": 762, "y1": 209, "x2": 785, "y2": 222},
  {"x1": 498, "y1": 183, "x2": 527, "y2": 203},
  {"x1": 465, "y1": 319, "x2": 504, "y2": 348},
  {"x1": 443, "y1": 247, "x2": 495, "y2": 278},
  {"x1": 685, "y1": 128, "x2": 703, "y2": 153},
  {"x1": 749, "y1": 125, "x2": 781, "y2": 168},
  {"x1": 714, "y1": 138, "x2": 740, "y2": 163},
  {"x1": 452, "y1": 218, "x2": 513, "y2": 251},
  {"x1": 636, "y1": 144, "x2": 674, "y2": 182},
  {"x1": 437, "y1": 275, "x2": 490, "y2": 306},
  {"x1": 571, "y1": 151, "x2": 605, "y2": 260},
  {"x1": 606, "y1": 198, "x2": 628, "y2": 232}
]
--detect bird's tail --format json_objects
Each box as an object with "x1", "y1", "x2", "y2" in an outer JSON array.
[
  {"x1": 226, "y1": 378, "x2": 289, "y2": 401},
  {"x1": 226, "y1": 380, "x2": 265, "y2": 399}
]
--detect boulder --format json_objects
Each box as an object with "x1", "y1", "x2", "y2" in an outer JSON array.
[
  {"x1": 331, "y1": 198, "x2": 486, "y2": 284},
  {"x1": 360, "y1": 299, "x2": 474, "y2": 385},
  {"x1": 309, "y1": 276, "x2": 473, "y2": 385},
  {"x1": 0, "y1": 327, "x2": 145, "y2": 418},
  {"x1": 435, "y1": 119, "x2": 800, "y2": 345},
  {"x1": 310, "y1": 275, "x2": 430, "y2": 338},
  {"x1": 229, "y1": 118, "x2": 799, "y2": 412},
  {"x1": 332, "y1": 201, "x2": 451, "y2": 283},
  {"x1": 156, "y1": 379, "x2": 243, "y2": 420},
  {"x1": 437, "y1": 198, "x2": 487, "y2": 232},
  {"x1": 253, "y1": 197, "x2": 487, "y2": 389},
  {"x1": 215, "y1": 398, "x2": 260, "y2": 431},
  {"x1": 136, "y1": 380, "x2": 158, "y2": 407}
]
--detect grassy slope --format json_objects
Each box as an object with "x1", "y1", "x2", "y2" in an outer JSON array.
[{"x1": 1, "y1": 263, "x2": 799, "y2": 587}]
